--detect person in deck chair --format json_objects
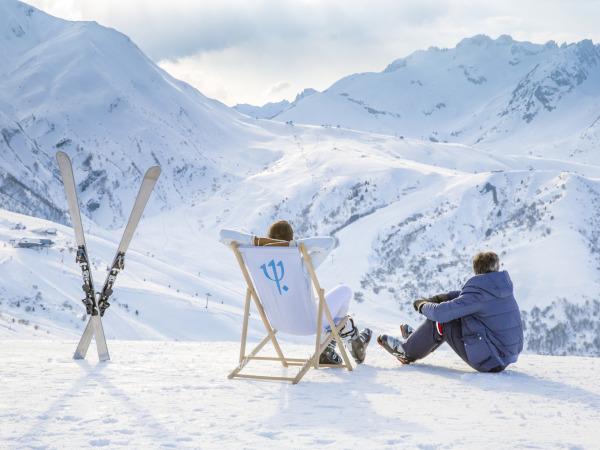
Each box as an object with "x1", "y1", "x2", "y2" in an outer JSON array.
[
  {"x1": 219, "y1": 220, "x2": 372, "y2": 365},
  {"x1": 378, "y1": 251, "x2": 523, "y2": 373}
]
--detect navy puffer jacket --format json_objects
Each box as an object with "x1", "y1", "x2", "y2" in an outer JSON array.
[{"x1": 420, "y1": 271, "x2": 524, "y2": 372}]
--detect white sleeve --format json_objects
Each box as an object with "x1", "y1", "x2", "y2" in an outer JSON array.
[
  {"x1": 296, "y1": 236, "x2": 335, "y2": 269},
  {"x1": 219, "y1": 228, "x2": 254, "y2": 247}
]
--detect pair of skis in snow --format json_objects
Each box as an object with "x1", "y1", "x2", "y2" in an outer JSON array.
[{"x1": 56, "y1": 151, "x2": 161, "y2": 361}]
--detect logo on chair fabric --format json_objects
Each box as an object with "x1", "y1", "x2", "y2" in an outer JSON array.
[{"x1": 260, "y1": 259, "x2": 289, "y2": 295}]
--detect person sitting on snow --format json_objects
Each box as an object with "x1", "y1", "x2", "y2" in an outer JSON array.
[
  {"x1": 378, "y1": 251, "x2": 523, "y2": 373},
  {"x1": 219, "y1": 220, "x2": 372, "y2": 365}
]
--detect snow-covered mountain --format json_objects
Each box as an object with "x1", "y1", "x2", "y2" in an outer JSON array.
[
  {"x1": 0, "y1": 0, "x2": 279, "y2": 229},
  {"x1": 2, "y1": 1, "x2": 600, "y2": 357},
  {"x1": 234, "y1": 89, "x2": 318, "y2": 119},
  {"x1": 240, "y1": 35, "x2": 600, "y2": 165}
]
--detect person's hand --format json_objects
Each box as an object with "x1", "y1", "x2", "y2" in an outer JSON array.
[
  {"x1": 413, "y1": 298, "x2": 429, "y2": 313},
  {"x1": 428, "y1": 293, "x2": 449, "y2": 303}
]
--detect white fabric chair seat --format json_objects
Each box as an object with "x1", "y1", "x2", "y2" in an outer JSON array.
[{"x1": 240, "y1": 246, "x2": 352, "y2": 335}]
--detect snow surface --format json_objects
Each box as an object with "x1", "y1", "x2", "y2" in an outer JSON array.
[
  {"x1": 1, "y1": 3, "x2": 600, "y2": 447},
  {"x1": 3, "y1": 206, "x2": 599, "y2": 448},
  {"x1": 1, "y1": 340, "x2": 599, "y2": 448}
]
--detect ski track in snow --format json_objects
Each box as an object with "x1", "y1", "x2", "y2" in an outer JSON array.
[{"x1": 1, "y1": 340, "x2": 599, "y2": 449}]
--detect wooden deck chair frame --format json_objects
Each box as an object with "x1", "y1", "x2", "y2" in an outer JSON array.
[{"x1": 228, "y1": 239, "x2": 353, "y2": 384}]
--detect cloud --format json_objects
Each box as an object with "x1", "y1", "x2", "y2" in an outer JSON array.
[
  {"x1": 27, "y1": 0, "x2": 600, "y2": 106},
  {"x1": 30, "y1": 0, "x2": 464, "y2": 60},
  {"x1": 268, "y1": 82, "x2": 291, "y2": 96}
]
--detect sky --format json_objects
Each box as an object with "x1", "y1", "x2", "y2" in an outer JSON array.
[{"x1": 25, "y1": 0, "x2": 600, "y2": 107}]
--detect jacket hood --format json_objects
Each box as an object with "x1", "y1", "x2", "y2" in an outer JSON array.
[{"x1": 465, "y1": 271, "x2": 513, "y2": 298}]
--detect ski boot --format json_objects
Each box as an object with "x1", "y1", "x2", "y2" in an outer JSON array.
[
  {"x1": 349, "y1": 328, "x2": 373, "y2": 364},
  {"x1": 400, "y1": 324, "x2": 414, "y2": 339},
  {"x1": 319, "y1": 339, "x2": 343, "y2": 365},
  {"x1": 377, "y1": 334, "x2": 414, "y2": 364}
]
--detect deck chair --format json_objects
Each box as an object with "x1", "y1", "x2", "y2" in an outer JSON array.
[{"x1": 227, "y1": 237, "x2": 353, "y2": 384}]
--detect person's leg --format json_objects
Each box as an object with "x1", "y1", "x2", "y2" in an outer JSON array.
[
  {"x1": 318, "y1": 285, "x2": 350, "y2": 364},
  {"x1": 323, "y1": 285, "x2": 372, "y2": 364},
  {"x1": 379, "y1": 318, "x2": 446, "y2": 364},
  {"x1": 440, "y1": 321, "x2": 506, "y2": 372},
  {"x1": 324, "y1": 285, "x2": 351, "y2": 321},
  {"x1": 320, "y1": 285, "x2": 353, "y2": 344},
  {"x1": 323, "y1": 284, "x2": 357, "y2": 339},
  {"x1": 440, "y1": 320, "x2": 470, "y2": 366},
  {"x1": 401, "y1": 319, "x2": 444, "y2": 361}
]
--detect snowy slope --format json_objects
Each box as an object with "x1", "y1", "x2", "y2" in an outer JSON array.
[
  {"x1": 1, "y1": 340, "x2": 599, "y2": 448},
  {"x1": 0, "y1": 209, "x2": 253, "y2": 342},
  {"x1": 3, "y1": 126, "x2": 600, "y2": 355},
  {"x1": 248, "y1": 35, "x2": 600, "y2": 165},
  {"x1": 1, "y1": 1, "x2": 600, "y2": 357},
  {"x1": 0, "y1": 0, "x2": 279, "y2": 229}
]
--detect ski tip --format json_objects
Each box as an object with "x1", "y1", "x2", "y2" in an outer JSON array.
[
  {"x1": 56, "y1": 150, "x2": 69, "y2": 161},
  {"x1": 145, "y1": 166, "x2": 162, "y2": 181}
]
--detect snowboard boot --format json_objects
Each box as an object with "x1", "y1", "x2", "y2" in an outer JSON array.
[
  {"x1": 319, "y1": 339, "x2": 343, "y2": 365},
  {"x1": 377, "y1": 334, "x2": 415, "y2": 364},
  {"x1": 400, "y1": 324, "x2": 414, "y2": 339},
  {"x1": 349, "y1": 328, "x2": 373, "y2": 364}
]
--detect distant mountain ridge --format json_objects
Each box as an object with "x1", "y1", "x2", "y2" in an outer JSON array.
[
  {"x1": 234, "y1": 89, "x2": 318, "y2": 119},
  {"x1": 236, "y1": 35, "x2": 600, "y2": 164}
]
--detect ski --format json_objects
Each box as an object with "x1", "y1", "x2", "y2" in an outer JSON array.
[
  {"x1": 56, "y1": 151, "x2": 98, "y2": 316},
  {"x1": 96, "y1": 165, "x2": 161, "y2": 316},
  {"x1": 56, "y1": 151, "x2": 161, "y2": 361}
]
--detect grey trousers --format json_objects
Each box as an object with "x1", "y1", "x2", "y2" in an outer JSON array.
[{"x1": 402, "y1": 318, "x2": 505, "y2": 372}]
